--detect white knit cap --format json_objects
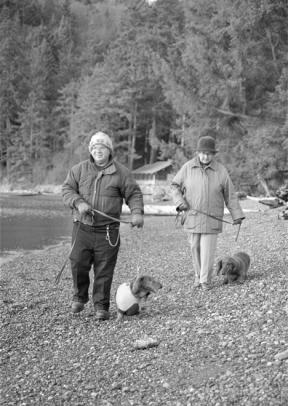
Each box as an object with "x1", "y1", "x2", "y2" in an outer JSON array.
[{"x1": 89, "y1": 131, "x2": 113, "y2": 153}]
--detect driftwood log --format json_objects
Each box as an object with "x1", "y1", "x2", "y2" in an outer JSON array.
[{"x1": 259, "y1": 198, "x2": 283, "y2": 208}]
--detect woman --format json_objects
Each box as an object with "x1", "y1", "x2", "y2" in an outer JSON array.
[{"x1": 171, "y1": 133, "x2": 244, "y2": 291}]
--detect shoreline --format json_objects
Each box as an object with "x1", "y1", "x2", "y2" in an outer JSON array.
[
  {"x1": 1, "y1": 194, "x2": 281, "y2": 265},
  {"x1": 0, "y1": 190, "x2": 281, "y2": 267}
]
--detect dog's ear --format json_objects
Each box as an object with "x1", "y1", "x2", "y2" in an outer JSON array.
[
  {"x1": 230, "y1": 263, "x2": 238, "y2": 275},
  {"x1": 216, "y1": 260, "x2": 222, "y2": 275},
  {"x1": 131, "y1": 276, "x2": 143, "y2": 295}
]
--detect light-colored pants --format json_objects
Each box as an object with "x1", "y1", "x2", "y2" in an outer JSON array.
[{"x1": 187, "y1": 233, "x2": 218, "y2": 284}]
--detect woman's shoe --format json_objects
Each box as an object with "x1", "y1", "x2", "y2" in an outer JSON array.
[{"x1": 201, "y1": 283, "x2": 211, "y2": 291}]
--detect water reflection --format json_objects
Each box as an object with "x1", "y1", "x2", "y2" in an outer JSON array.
[
  {"x1": 0, "y1": 193, "x2": 72, "y2": 256},
  {"x1": 1, "y1": 214, "x2": 72, "y2": 251}
]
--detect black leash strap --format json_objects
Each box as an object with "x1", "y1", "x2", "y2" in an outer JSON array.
[
  {"x1": 190, "y1": 207, "x2": 234, "y2": 225},
  {"x1": 175, "y1": 207, "x2": 241, "y2": 241},
  {"x1": 55, "y1": 221, "x2": 80, "y2": 285},
  {"x1": 235, "y1": 223, "x2": 241, "y2": 242},
  {"x1": 176, "y1": 207, "x2": 233, "y2": 226},
  {"x1": 89, "y1": 208, "x2": 132, "y2": 224}
]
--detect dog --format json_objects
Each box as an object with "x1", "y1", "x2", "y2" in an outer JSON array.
[
  {"x1": 115, "y1": 275, "x2": 162, "y2": 320},
  {"x1": 216, "y1": 251, "x2": 250, "y2": 284}
]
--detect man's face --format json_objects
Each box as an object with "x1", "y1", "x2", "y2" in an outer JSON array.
[
  {"x1": 198, "y1": 151, "x2": 215, "y2": 165},
  {"x1": 91, "y1": 145, "x2": 110, "y2": 166}
]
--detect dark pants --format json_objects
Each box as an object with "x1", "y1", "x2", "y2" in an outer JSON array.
[{"x1": 69, "y1": 222, "x2": 120, "y2": 310}]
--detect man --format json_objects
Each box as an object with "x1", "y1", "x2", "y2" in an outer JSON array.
[
  {"x1": 171, "y1": 133, "x2": 244, "y2": 291},
  {"x1": 62, "y1": 131, "x2": 144, "y2": 319}
]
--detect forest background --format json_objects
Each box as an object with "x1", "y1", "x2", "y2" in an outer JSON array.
[{"x1": 0, "y1": 0, "x2": 287, "y2": 193}]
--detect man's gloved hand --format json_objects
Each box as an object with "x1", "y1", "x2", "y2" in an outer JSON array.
[
  {"x1": 76, "y1": 201, "x2": 92, "y2": 216},
  {"x1": 131, "y1": 213, "x2": 144, "y2": 228},
  {"x1": 233, "y1": 218, "x2": 243, "y2": 225},
  {"x1": 177, "y1": 201, "x2": 189, "y2": 211}
]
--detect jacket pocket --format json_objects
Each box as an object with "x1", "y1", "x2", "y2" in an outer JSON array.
[
  {"x1": 210, "y1": 213, "x2": 222, "y2": 231},
  {"x1": 99, "y1": 194, "x2": 122, "y2": 215},
  {"x1": 185, "y1": 211, "x2": 198, "y2": 230},
  {"x1": 79, "y1": 177, "x2": 93, "y2": 200}
]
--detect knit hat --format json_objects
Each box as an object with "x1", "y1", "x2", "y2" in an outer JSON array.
[
  {"x1": 196, "y1": 136, "x2": 218, "y2": 153},
  {"x1": 89, "y1": 131, "x2": 113, "y2": 153}
]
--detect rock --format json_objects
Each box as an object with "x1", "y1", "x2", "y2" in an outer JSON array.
[
  {"x1": 111, "y1": 382, "x2": 122, "y2": 390},
  {"x1": 133, "y1": 335, "x2": 160, "y2": 350},
  {"x1": 274, "y1": 349, "x2": 288, "y2": 361}
]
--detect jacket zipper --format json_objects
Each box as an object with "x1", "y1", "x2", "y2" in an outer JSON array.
[
  {"x1": 93, "y1": 171, "x2": 103, "y2": 209},
  {"x1": 203, "y1": 167, "x2": 210, "y2": 232}
]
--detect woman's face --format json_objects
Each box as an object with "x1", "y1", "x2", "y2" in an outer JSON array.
[
  {"x1": 91, "y1": 145, "x2": 110, "y2": 166},
  {"x1": 198, "y1": 151, "x2": 215, "y2": 165}
]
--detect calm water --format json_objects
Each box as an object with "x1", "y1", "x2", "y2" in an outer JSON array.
[{"x1": 0, "y1": 193, "x2": 72, "y2": 260}]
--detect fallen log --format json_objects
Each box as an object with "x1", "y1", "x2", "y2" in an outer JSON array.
[
  {"x1": 258, "y1": 198, "x2": 283, "y2": 208},
  {"x1": 247, "y1": 196, "x2": 284, "y2": 208}
]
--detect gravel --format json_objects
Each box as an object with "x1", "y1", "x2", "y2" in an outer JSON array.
[{"x1": 1, "y1": 201, "x2": 288, "y2": 406}]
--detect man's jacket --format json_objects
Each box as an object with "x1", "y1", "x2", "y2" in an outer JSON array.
[
  {"x1": 171, "y1": 157, "x2": 244, "y2": 233},
  {"x1": 62, "y1": 157, "x2": 143, "y2": 227}
]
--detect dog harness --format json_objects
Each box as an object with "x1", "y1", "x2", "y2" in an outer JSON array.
[{"x1": 115, "y1": 282, "x2": 140, "y2": 315}]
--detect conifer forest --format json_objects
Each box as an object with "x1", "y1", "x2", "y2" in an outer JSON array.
[{"x1": 0, "y1": 0, "x2": 287, "y2": 191}]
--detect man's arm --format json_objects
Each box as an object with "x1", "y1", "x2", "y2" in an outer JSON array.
[{"x1": 62, "y1": 166, "x2": 87, "y2": 210}]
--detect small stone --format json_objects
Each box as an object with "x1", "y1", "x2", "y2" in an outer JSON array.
[
  {"x1": 122, "y1": 386, "x2": 129, "y2": 392},
  {"x1": 112, "y1": 383, "x2": 122, "y2": 390},
  {"x1": 133, "y1": 335, "x2": 159, "y2": 350},
  {"x1": 275, "y1": 349, "x2": 288, "y2": 360}
]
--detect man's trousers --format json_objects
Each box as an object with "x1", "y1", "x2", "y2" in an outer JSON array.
[{"x1": 69, "y1": 222, "x2": 120, "y2": 310}]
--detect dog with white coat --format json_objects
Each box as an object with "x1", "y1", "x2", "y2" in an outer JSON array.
[{"x1": 115, "y1": 275, "x2": 162, "y2": 320}]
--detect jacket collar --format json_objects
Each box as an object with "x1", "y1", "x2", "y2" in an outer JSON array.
[
  {"x1": 191, "y1": 156, "x2": 217, "y2": 171},
  {"x1": 89, "y1": 155, "x2": 116, "y2": 174}
]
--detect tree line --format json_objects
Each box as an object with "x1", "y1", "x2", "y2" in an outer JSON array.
[{"x1": 0, "y1": 0, "x2": 287, "y2": 192}]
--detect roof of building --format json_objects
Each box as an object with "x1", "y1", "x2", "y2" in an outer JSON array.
[{"x1": 132, "y1": 160, "x2": 172, "y2": 175}]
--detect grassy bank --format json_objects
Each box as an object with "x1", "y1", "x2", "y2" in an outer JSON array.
[{"x1": 1, "y1": 208, "x2": 287, "y2": 405}]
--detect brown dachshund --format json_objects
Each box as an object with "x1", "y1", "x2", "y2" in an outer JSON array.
[
  {"x1": 115, "y1": 275, "x2": 162, "y2": 320},
  {"x1": 216, "y1": 252, "x2": 250, "y2": 284}
]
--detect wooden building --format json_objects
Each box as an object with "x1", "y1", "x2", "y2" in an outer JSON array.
[{"x1": 132, "y1": 160, "x2": 173, "y2": 186}]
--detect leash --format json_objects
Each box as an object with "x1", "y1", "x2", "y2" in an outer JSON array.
[
  {"x1": 89, "y1": 208, "x2": 132, "y2": 224},
  {"x1": 55, "y1": 221, "x2": 81, "y2": 285},
  {"x1": 235, "y1": 223, "x2": 241, "y2": 242},
  {"x1": 176, "y1": 207, "x2": 233, "y2": 226},
  {"x1": 55, "y1": 208, "x2": 132, "y2": 285},
  {"x1": 134, "y1": 228, "x2": 144, "y2": 275},
  {"x1": 175, "y1": 207, "x2": 241, "y2": 241}
]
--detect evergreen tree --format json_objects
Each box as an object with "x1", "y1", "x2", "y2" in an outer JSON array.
[{"x1": 0, "y1": 0, "x2": 287, "y2": 190}]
